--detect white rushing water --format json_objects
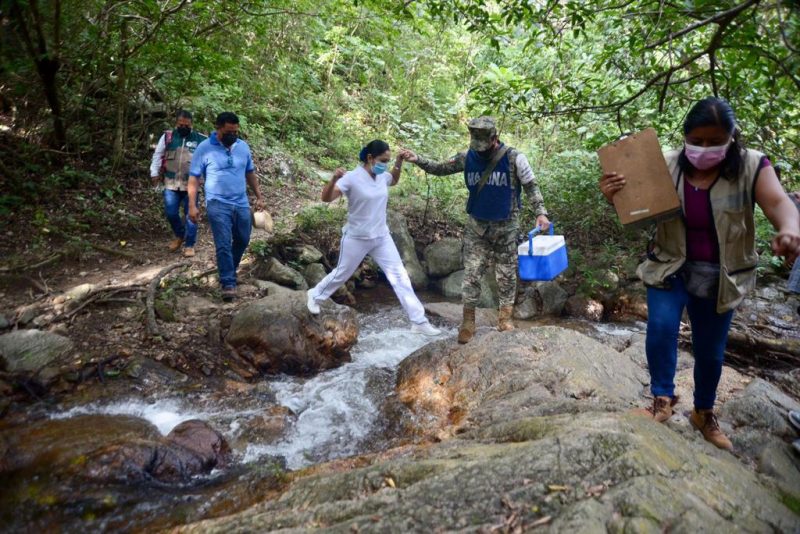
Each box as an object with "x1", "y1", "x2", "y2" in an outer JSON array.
[
  {"x1": 51, "y1": 304, "x2": 451, "y2": 470},
  {"x1": 246, "y1": 306, "x2": 452, "y2": 469}
]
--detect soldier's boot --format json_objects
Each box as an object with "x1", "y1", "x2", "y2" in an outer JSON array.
[
  {"x1": 457, "y1": 306, "x2": 476, "y2": 344},
  {"x1": 497, "y1": 306, "x2": 515, "y2": 332}
]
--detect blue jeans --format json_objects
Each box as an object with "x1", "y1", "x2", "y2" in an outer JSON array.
[
  {"x1": 206, "y1": 200, "x2": 251, "y2": 289},
  {"x1": 163, "y1": 189, "x2": 197, "y2": 247},
  {"x1": 646, "y1": 275, "x2": 734, "y2": 410}
]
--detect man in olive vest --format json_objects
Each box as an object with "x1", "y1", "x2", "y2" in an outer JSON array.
[
  {"x1": 401, "y1": 116, "x2": 550, "y2": 343},
  {"x1": 149, "y1": 110, "x2": 207, "y2": 257}
]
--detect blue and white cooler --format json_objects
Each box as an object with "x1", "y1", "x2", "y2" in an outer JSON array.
[{"x1": 518, "y1": 225, "x2": 568, "y2": 282}]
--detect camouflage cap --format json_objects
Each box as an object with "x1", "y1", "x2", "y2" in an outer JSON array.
[{"x1": 468, "y1": 116, "x2": 498, "y2": 151}]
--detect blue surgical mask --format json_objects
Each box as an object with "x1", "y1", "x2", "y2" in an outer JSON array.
[{"x1": 372, "y1": 161, "x2": 388, "y2": 175}]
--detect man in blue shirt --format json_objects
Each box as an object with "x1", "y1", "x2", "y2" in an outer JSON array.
[{"x1": 188, "y1": 112, "x2": 264, "y2": 301}]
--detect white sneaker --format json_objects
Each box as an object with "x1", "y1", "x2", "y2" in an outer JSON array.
[
  {"x1": 306, "y1": 289, "x2": 320, "y2": 314},
  {"x1": 411, "y1": 322, "x2": 441, "y2": 336}
]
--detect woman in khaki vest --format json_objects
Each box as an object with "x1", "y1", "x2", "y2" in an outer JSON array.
[{"x1": 600, "y1": 97, "x2": 800, "y2": 450}]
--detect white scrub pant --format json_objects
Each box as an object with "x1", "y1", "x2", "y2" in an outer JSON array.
[{"x1": 309, "y1": 233, "x2": 428, "y2": 324}]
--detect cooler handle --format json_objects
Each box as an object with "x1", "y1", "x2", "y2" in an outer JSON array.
[{"x1": 526, "y1": 224, "x2": 554, "y2": 256}]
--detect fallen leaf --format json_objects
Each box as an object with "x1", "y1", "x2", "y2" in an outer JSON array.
[
  {"x1": 120, "y1": 240, "x2": 127, "y2": 247},
  {"x1": 384, "y1": 477, "x2": 396, "y2": 488},
  {"x1": 547, "y1": 484, "x2": 569, "y2": 492}
]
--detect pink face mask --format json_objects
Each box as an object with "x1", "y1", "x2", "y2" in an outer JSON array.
[{"x1": 684, "y1": 140, "x2": 731, "y2": 170}]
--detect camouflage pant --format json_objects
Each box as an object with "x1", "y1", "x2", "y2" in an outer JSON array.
[{"x1": 462, "y1": 216, "x2": 519, "y2": 308}]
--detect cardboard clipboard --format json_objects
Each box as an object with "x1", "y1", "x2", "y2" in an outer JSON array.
[{"x1": 597, "y1": 128, "x2": 681, "y2": 227}]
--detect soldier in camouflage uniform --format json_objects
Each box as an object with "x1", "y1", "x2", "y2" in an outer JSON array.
[{"x1": 401, "y1": 116, "x2": 550, "y2": 343}]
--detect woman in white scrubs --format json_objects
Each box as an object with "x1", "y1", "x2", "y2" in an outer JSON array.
[{"x1": 306, "y1": 140, "x2": 440, "y2": 336}]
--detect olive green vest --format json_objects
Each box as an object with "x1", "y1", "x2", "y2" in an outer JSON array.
[
  {"x1": 163, "y1": 129, "x2": 206, "y2": 191},
  {"x1": 636, "y1": 148, "x2": 766, "y2": 313}
]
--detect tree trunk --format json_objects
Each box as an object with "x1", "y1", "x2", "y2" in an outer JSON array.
[{"x1": 112, "y1": 20, "x2": 128, "y2": 168}]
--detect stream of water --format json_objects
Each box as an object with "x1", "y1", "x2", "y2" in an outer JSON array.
[{"x1": 50, "y1": 305, "x2": 453, "y2": 470}]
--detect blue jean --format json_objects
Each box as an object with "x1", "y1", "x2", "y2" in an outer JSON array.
[
  {"x1": 646, "y1": 275, "x2": 734, "y2": 410},
  {"x1": 206, "y1": 199, "x2": 251, "y2": 289},
  {"x1": 163, "y1": 189, "x2": 197, "y2": 247}
]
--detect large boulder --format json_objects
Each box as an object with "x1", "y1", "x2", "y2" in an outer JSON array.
[
  {"x1": 226, "y1": 290, "x2": 358, "y2": 375},
  {"x1": 514, "y1": 281, "x2": 568, "y2": 319},
  {"x1": 395, "y1": 327, "x2": 646, "y2": 436},
  {"x1": 178, "y1": 414, "x2": 797, "y2": 534},
  {"x1": 423, "y1": 238, "x2": 463, "y2": 277},
  {"x1": 431, "y1": 269, "x2": 498, "y2": 308},
  {"x1": 0, "y1": 329, "x2": 74, "y2": 381},
  {"x1": 255, "y1": 257, "x2": 308, "y2": 290},
  {"x1": 386, "y1": 211, "x2": 428, "y2": 290}
]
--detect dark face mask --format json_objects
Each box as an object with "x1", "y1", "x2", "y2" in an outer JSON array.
[
  {"x1": 221, "y1": 132, "x2": 238, "y2": 148},
  {"x1": 177, "y1": 126, "x2": 191, "y2": 138},
  {"x1": 476, "y1": 147, "x2": 494, "y2": 159}
]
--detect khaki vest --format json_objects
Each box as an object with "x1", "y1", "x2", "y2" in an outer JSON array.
[
  {"x1": 636, "y1": 148, "x2": 766, "y2": 313},
  {"x1": 163, "y1": 130, "x2": 206, "y2": 191}
]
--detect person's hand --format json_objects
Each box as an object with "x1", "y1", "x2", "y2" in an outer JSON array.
[
  {"x1": 254, "y1": 197, "x2": 265, "y2": 211},
  {"x1": 151, "y1": 176, "x2": 161, "y2": 187},
  {"x1": 188, "y1": 203, "x2": 200, "y2": 224},
  {"x1": 536, "y1": 215, "x2": 551, "y2": 232},
  {"x1": 332, "y1": 167, "x2": 346, "y2": 181},
  {"x1": 772, "y1": 230, "x2": 800, "y2": 266},
  {"x1": 599, "y1": 171, "x2": 625, "y2": 203},
  {"x1": 400, "y1": 149, "x2": 418, "y2": 163}
]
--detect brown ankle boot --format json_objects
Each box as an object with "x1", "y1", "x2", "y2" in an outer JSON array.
[
  {"x1": 497, "y1": 306, "x2": 515, "y2": 332},
  {"x1": 632, "y1": 395, "x2": 678, "y2": 423},
  {"x1": 457, "y1": 306, "x2": 476, "y2": 344},
  {"x1": 690, "y1": 409, "x2": 733, "y2": 450}
]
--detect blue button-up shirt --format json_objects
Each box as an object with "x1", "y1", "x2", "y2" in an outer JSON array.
[{"x1": 189, "y1": 132, "x2": 255, "y2": 207}]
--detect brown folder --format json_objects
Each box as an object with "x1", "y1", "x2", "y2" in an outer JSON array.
[{"x1": 597, "y1": 127, "x2": 681, "y2": 227}]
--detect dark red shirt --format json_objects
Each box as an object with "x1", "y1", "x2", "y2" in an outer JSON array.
[{"x1": 683, "y1": 157, "x2": 771, "y2": 263}]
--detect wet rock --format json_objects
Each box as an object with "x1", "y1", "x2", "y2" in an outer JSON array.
[
  {"x1": 431, "y1": 269, "x2": 498, "y2": 308},
  {"x1": 226, "y1": 290, "x2": 358, "y2": 375},
  {"x1": 165, "y1": 419, "x2": 231, "y2": 470},
  {"x1": 79, "y1": 420, "x2": 229, "y2": 484},
  {"x1": 423, "y1": 238, "x2": 463, "y2": 277},
  {"x1": 176, "y1": 295, "x2": 218, "y2": 317},
  {"x1": 235, "y1": 406, "x2": 295, "y2": 448},
  {"x1": 256, "y1": 257, "x2": 308, "y2": 290},
  {"x1": 291, "y1": 244, "x2": 324, "y2": 265},
  {"x1": 0, "y1": 329, "x2": 74, "y2": 376},
  {"x1": 564, "y1": 294, "x2": 604, "y2": 321},
  {"x1": 178, "y1": 411, "x2": 798, "y2": 533},
  {"x1": 514, "y1": 281, "x2": 567, "y2": 319},
  {"x1": 386, "y1": 211, "x2": 428, "y2": 290},
  {"x1": 0, "y1": 414, "x2": 160, "y2": 474},
  {"x1": 395, "y1": 327, "x2": 645, "y2": 436},
  {"x1": 604, "y1": 286, "x2": 649, "y2": 321}
]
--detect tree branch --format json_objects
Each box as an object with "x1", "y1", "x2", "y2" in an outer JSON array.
[
  {"x1": 124, "y1": 0, "x2": 190, "y2": 59},
  {"x1": 645, "y1": 0, "x2": 761, "y2": 49}
]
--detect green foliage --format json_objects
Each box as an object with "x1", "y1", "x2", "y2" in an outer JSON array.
[{"x1": 296, "y1": 204, "x2": 347, "y2": 233}]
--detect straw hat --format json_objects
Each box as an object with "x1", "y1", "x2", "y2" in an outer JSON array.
[{"x1": 252, "y1": 210, "x2": 274, "y2": 231}]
